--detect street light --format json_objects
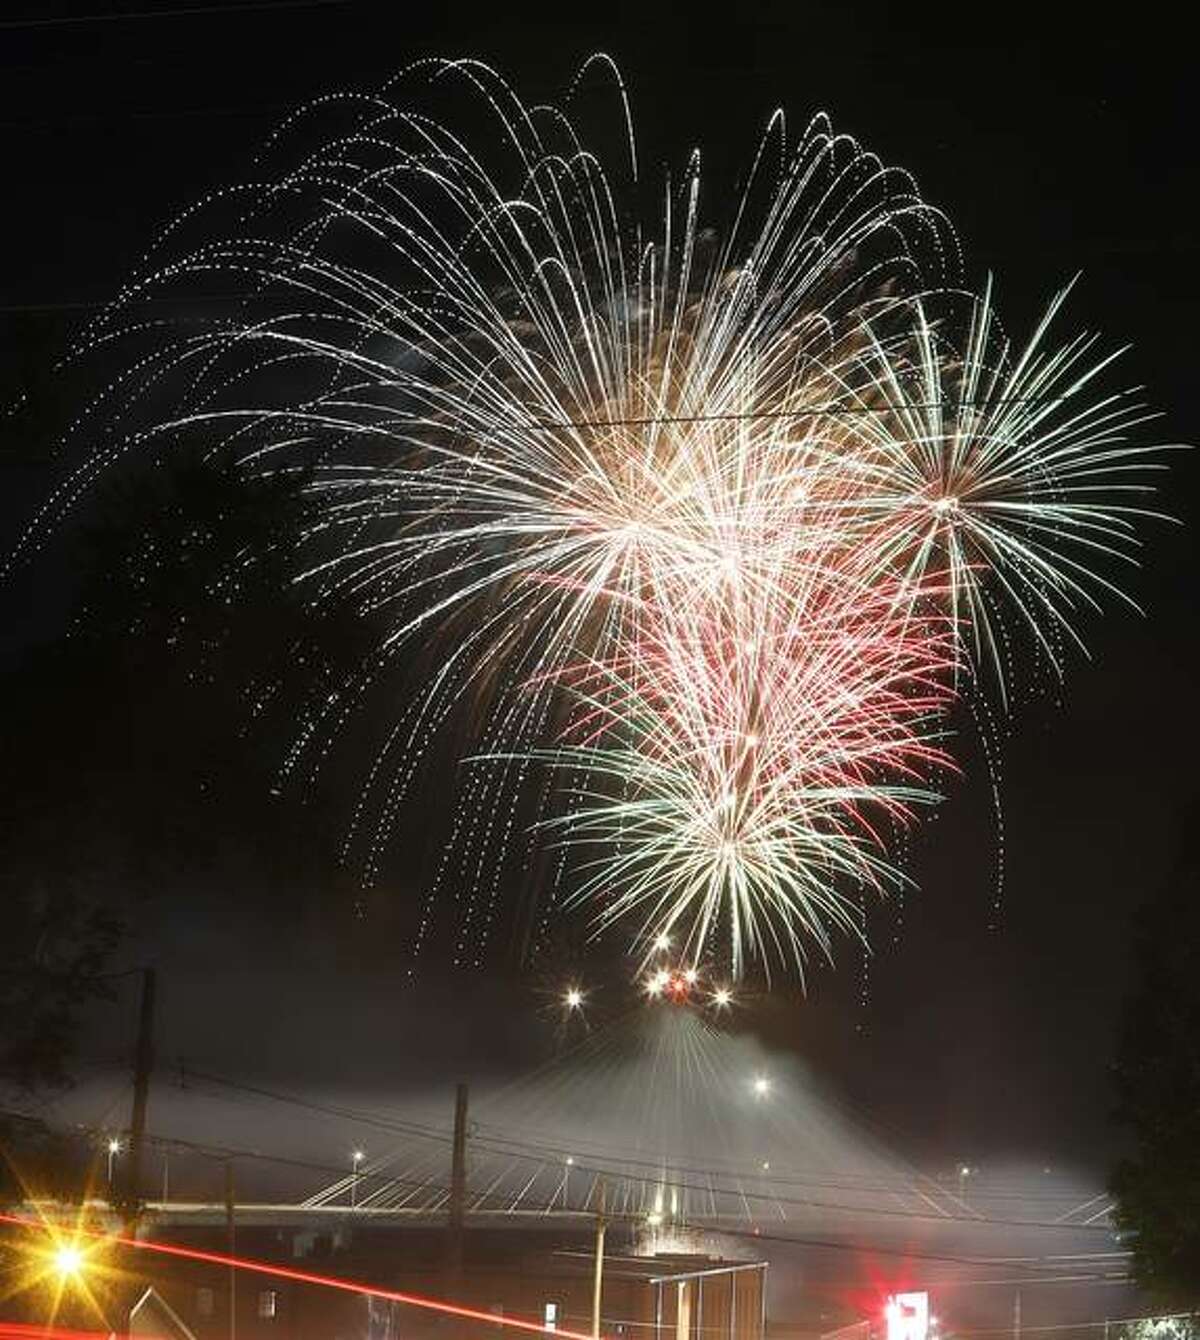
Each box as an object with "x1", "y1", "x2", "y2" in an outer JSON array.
[
  {"x1": 351, "y1": 1150, "x2": 365, "y2": 1208},
  {"x1": 53, "y1": 1245, "x2": 83, "y2": 1278},
  {"x1": 106, "y1": 1138, "x2": 121, "y2": 1187},
  {"x1": 565, "y1": 987, "x2": 583, "y2": 1010},
  {"x1": 752, "y1": 1075, "x2": 771, "y2": 1099},
  {"x1": 958, "y1": 1163, "x2": 971, "y2": 1201}
]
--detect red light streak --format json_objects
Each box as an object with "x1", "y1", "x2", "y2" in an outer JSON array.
[
  {"x1": 0, "y1": 1327, "x2": 125, "y2": 1340},
  {"x1": 0, "y1": 1212, "x2": 599, "y2": 1340}
]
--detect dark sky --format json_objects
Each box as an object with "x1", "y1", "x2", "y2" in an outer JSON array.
[{"x1": 1, "y1": 0, "x2": 1197, "y2": 1181}]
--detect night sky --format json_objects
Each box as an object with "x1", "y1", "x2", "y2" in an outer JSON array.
[{"x1": 1, "y1": 0, "x2": 1197, "y2": 1181}]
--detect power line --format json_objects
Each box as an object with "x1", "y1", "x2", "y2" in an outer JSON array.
[
  {"x1": 172, "y1": 1065, "x2": 1119, "y2": 1234},
  {"x1": 4, "y1": 1095, "x2": 1122, "y2": 1248},
  {"x1": 707, "y1": 1223, "x2": 1129, "y2": 1277},
  {"x1": 31, "y1": 1055, "x2": 1123, "y2": 1238},
  {"x1": 2, "y1": 1103, "x2": 505, "y2": 1209},
  {"x1": 3, "y1": 1103, "x2": 1136, "y2": 1303},
  {"x1": 0, "y1": 0, "x2": 357, "y2": 31},
  {"x1": 221, "y1": 1079, "x2": 917, "y2": 1210},
  {"x1": 0, "y1": 104, "x2": 292, "y2": 132},
  {"x1": 26, "y1": 1050, "x2": 1126, "y2": 1238},
  {"x1": 175, "y1": 1064, "x2": 460, "y2": 1145},
  {"x1": 520, "y1": 395, "x2": 1081, "y2": 433}
]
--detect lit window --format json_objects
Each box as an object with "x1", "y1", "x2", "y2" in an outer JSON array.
[
  {"x1": 544, "y1": 1302, "x2": 558, "y2": 1332},
  {"x1": 258, "y1": 1290, "x2": 278, "y2": 1319}
]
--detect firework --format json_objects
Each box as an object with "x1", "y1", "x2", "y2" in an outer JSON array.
[
  {"x1": 531, "y1": 542, "x2": 958, "y2": 977},
  {"x1": 12, "y1": 59, "x2": 1170, "y2": 977},
  {"x1": 826, "y1": 281, "x2": 1166, "y2": 697}
]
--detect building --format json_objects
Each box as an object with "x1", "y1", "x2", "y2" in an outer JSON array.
[{"x1": 127, "y1": 1213, "x2": 767, "y2": 1340}]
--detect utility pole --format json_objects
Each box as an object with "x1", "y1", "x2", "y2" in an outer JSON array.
[
  {"x1": 225, "y1": 1160, "x2": 237, "y2": 1340},
  {"x1": 123, "y1": 967, "x2": 157, "y2": 1230},
  {"x1": 448, "y1": 1083, "x2": 469, "y2": 1280},
  {"x1": 591, "y1": 1177, "x2": 607, "y2": 1340},
  {"x1": 1013, "y1": 1290, "x2": 1022, "y2": 1340}
]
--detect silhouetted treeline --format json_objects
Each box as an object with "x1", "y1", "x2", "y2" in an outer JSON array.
[{"x1": 1111, "y1": 855, "x2": 1200, "y2": 1302}]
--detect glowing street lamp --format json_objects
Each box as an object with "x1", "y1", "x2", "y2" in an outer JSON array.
[
  {"x1": 958, "y1": 1163, "x2": 971, "y2": 1201},
  {"x1": 106, "y1": 1138, "x2": 121, "y2": 1187},
  {"x1": 53, "y1": 1245, "x2": 84, "y2": 1278},
  {"x1": 9, "y1": 1228, "x2": 97, "y2": 1310},
  {"x1": 565, "y1": 987, "x2": 584, "y2": 1010},
  {"x1": 16, "y1": 1227, "x2": 112, "y2": 1314},
  {"x1": 351, "y1": 1150, "x2": 365, "y2": 1208},
  {"x1": 653, "y1": 933, "x2": 670, "y2": 953},
  {"x1": 713, "y1": 987, "x2": 732, "y2": 1008},
  {"x1": 752, "y1": 1075, "x2": 771, "y2": 1099}
]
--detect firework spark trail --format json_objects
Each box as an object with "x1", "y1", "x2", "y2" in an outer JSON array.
[
  {"x1": 525, "y1": 550, "x2": 959, "y2": 976},
  {"x1": 823, "y1": 282, "x2": 1169, "y2": 697},
  {"x1": 5, "y1": 58, "x2": 1172, "y2": 977}
]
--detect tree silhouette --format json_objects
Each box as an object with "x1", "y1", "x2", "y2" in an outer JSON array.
[{"x1": 1111, "y1": 859, "x2": 1200, "y2": 1302}]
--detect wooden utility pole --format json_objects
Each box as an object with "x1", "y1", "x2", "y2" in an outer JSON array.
[
  {"x1": 225, "y1": 1160, "x2": 237, "y2": 1340},
  {"x1": 123, "y1": 967, "x2": 156, "y2": 1229},
  {"x1": 591, "y1": 1178, "x2": 607, "y2": 1340},
  {"x1": 448, "y1": 1083, "x2": 469, "y2": 1279}
]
